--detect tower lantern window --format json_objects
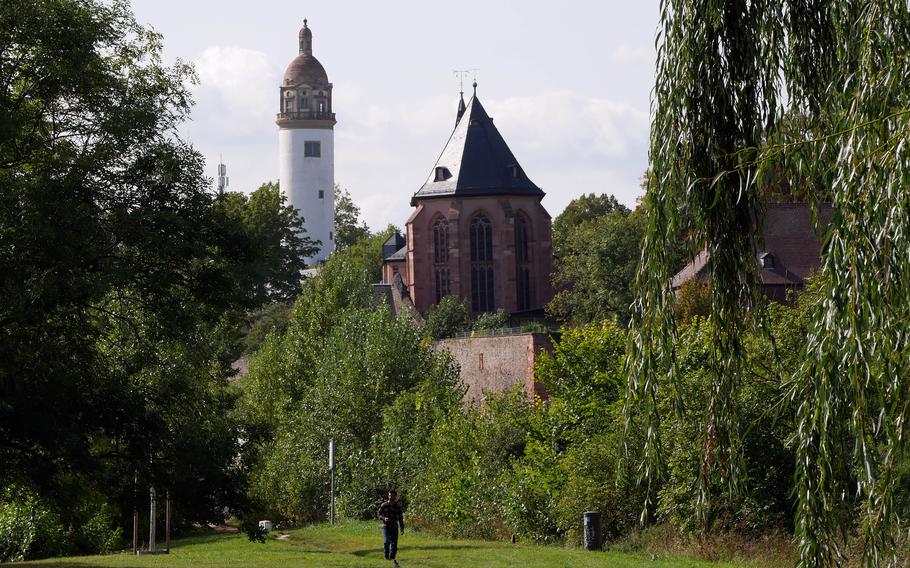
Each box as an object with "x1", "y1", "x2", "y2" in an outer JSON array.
[{"x1": 304, "y1": 141, "x2": 321, "y2": 157}]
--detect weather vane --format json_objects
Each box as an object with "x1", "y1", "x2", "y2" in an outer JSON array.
[{"x1": 453, "y1": 69, "x2": 479, "y2": 94}]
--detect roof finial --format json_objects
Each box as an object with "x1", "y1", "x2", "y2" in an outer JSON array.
[
  {"x1": 472, "y1": 80, "x2": 477, "y2": 97},
  {"x1": 299, "y1": 18, "x2": 313, "y2": 55}
]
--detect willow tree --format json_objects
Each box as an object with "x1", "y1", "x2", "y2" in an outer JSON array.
[{"x1": 626, "y1": 2, "x2": 910, "y2": 566}]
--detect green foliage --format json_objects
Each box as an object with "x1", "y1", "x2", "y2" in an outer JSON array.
[
  {"x1": 471, "y1": 309, "x2": 510, "y2": 332},
  {"x1": 344, "y1": 362, "x2": 462, "y2": 519},
  {"x1": 423, "y1": 295, "x2": 470, "y2": 339},
  {"x1": 213, "y1": 182, "x2": 319, "y2": 303},
  {"x1": 629, "y1": 2, "x2": 910, "y2": 565},
  {"x1": 240, "y1": 519, "x2": 267, "y2": 544},
  {"x1": 552, "y1": 193, "x2": 628, "y2": 256},
  {"x1": 405, "y1": 323, "x2": 640, "y2": 544},
  {"x1": 503, "y1": 432, "x2": 565, "y2": 542},
  {"x1": 66, "y1": 500, "x2": 122, "y2": 556},
  {"x1": 239, "y1": 302, "x2": 293, "y2": 355},
  {"x1": 0, "y1": 487, "x2": 66, "y2": 561},
  {"x1": 536, "y1": 323, "x2": 626, "y2": 434},
  {"x1": 424, "y1": 300, "x2": 510, "y2": 339},
  {"x1": 240, "y1": 246, "x2": 461, "y2": 524},
  {"x1": 553, "y1": 431, "x2": 641, "y2": 544},
  {"x1": 533, "y1": 323, "x2": 644, "y2": 542},
  {"x1": 334, "y1": 225, "x2": 397, "y2": 283},
  {"x1": 549, "y1": 196, "x2": 645, "y2": 324},
  {"x1": 656, "y1": 318, "x2": 793, "y2": 534},
  {"x1": 675, "y1": 279, "x2": 711, "y2": 324},
  {"x1": 333, "y1": 186, "x2": 370, "y2": 250},
  {"x1": 0, "y1": 0, "x2": 275, "y2": 547},
  {"x1": 410, "y1": 390, "x2": 530, "y2": 539}
]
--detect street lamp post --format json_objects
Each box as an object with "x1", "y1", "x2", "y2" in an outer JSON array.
[{"x1": 329, "y1": 439, "x2": 335, "y2": 525}]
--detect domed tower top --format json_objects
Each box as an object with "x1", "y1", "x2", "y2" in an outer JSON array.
[
  {"x1": 283, "y1": 19, "x2": 328, "y2": 87},
  {"x1": 278, "y1": 18, "x2": 335, "y2": 128}
]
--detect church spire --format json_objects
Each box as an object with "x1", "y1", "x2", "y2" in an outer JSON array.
[{"x1": 299, "y1": 18, "x2": 313, "y2": 55}]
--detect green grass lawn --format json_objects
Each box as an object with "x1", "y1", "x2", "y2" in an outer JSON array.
[{"x1": 21, "y1": 521, "x2": 759, "y2": 568}]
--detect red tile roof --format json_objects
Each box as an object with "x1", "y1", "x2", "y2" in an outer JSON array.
[{"x1": 672, "y1": 203, "x2": 832, "y2": 291}]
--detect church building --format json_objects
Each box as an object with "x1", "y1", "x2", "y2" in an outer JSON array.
[
  {"x1": 382, "y1": 85, "x2": 554, "y2": 315},
  {"x1": 277, "y1": 20, "x2": 335, "y2": 264}
]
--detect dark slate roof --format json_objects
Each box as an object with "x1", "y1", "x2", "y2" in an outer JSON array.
[
  {"x1": 385, "y1": 245, "x2": 407, "y2": 261},
  {"x1": 411, "y1": 95, "x2": 543, "y2": 205},
  {"x1": 382, "y1": 232, "x2": 406, "y2": 260},
  {"x1": 671, "y1": 203, "x2": 833, "y2": 289}
]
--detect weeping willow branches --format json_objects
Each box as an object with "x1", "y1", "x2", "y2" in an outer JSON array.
[{"x1": 626, "y1": 1, "x2": 910, "y2": 566}]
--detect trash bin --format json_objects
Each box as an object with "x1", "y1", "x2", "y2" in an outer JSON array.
[{"x1": 583, "y1": 511, "x2": 602, "y2": 551}]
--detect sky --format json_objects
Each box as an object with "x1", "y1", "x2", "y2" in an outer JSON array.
[{"x1": 129, "y1": 0, "x2": 659, "y2": 231}]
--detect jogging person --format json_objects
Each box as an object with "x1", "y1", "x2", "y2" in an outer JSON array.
[{"x1": 377, "y1": 489, "x2": 405, "y2": 565}]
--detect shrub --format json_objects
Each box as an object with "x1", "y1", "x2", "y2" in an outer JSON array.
[
  {"x1": 423, "y1": 295, "x2": 469, "y2": 339},
  {"x1": 69, "y1": 502, "x2": 122, "y2": 555},
  {"x1": 0, "y1": 487, "x2": 66, "y2": 562},
  {"x1": 503, "y1": 433, "x2": 564, "y2": 542},
  {"x1": 471, "y1": 309, "x2": 510, "y2": 332},
  {"x1": 242, "y1": 248, "x2": 462, "y2": 523},
  {"x1": 554, "y1": 431, "x2": 643, "y2": 544},
  {"x1": 411, "y1": 389, "x2": 530, "y2": 538},
  {"x1": 657, "y1": 317, "x2": 795, "y2": 533}
]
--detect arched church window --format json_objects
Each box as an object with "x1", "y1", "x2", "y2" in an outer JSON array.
[
  {"x1": 433, "y1": 217, "x2": 451, "y2": 302},
  {"x1": 469, "y1": 213, "x2": 495, "y2": 313},
  {"x1": 515, "y1": 214, "x2": 532, "y2": 311},
  {"x1": 433, "y1": 217, "x2": 449, "y2": 264}
]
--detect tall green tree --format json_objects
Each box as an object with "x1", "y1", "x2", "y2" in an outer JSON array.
[
  {"x1": 0, "y1": 0, "x2": 254, "y2": 535},
  {"x1": 333, "y1": 186, "x2": 370, "y2": 250},
  {"x1": 240, "y1": 241, "x2": 459, "y2": 523},
  {"x1": 549, "y1": 200, "x2": 643, "y2": 324},
  {"x1": 628, "y1": 2, "x2": 910, "y2": 566},
  {"x1": 552, "y1": 193, "x2": 627, "y2": 257},
  {"x1": 214, "y1": 182, "x2": 319, "y2": 304}
]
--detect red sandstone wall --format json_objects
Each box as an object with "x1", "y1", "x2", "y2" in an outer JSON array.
[
  {"x1": 382, "y1": 259, "x2": 407, "y2": 285},
  {"x1": 407, "y1": 196, "x2": 554, "y2": 314},
  {"x1": 435, "y1": 333, "x2": 552, "y2": 404}
]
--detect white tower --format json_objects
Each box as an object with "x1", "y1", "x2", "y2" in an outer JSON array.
[{"x1": 277, "y1": 19, "x2": 335, "y2": 264}]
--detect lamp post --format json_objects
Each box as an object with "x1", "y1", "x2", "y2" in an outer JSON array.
[
  {"x1": 329, "y1": 439, "x2": 335, "y2": 525},
  {"x1": 149, "y1": 487, "x2": 156, "y2": 552}
]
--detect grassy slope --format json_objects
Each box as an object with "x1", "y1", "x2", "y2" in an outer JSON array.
[{"x1": 22, "y1": 521, "x2": 757, "y2": 568}]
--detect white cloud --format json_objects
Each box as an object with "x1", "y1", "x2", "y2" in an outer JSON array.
[
  {"x1": 180, "y1": 57, "x2": 651, "y2": 229},
  {"x1": 610, "y1": 45, "x2": 653, "y2": 65},
  {"x1": 333, "y1": 91, "x2": 650, "y2": 230},
  {"x1": 191, "y1": 46, "x2": 278, "y2": 135},
  {"x1": 491, "y1": 91, "x2": 649, "y2": 159},
  {"x1": 538, "y1": 167, "x2": 646, "y2": 216}
]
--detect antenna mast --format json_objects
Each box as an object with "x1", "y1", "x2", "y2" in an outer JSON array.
[{"x1": 216, "y1": 156, "x2": 229, "y2": 196}]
